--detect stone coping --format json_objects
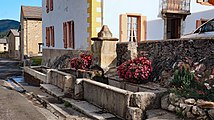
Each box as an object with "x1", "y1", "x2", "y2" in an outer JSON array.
[
  {"x1": 81, "y1": 78, "x2": 132, "y2": 95},
  {"x1": 91, "y1": 37, "x2": 118, "y2": 41},
  {"x1": 117, "y1": 38, "x2": 214, "y2": 44}
]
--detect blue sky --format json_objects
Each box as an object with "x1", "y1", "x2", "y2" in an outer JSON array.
[
  {"x1": 0, "y1": 0, "x2": 42, "y2": 21},
  {"x1": 0, "y1": 0, "x2": 213, "y2": 21}
]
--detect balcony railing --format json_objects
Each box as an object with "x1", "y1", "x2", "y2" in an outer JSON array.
[{"x1": 160, "y1": 0, "x2": 190, "y2": 14}]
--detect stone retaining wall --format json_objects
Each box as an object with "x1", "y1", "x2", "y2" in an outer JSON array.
[
  {"x1": 117, "y1": 38, "x2": 214, "y2": 81},
  {"x1": 42, "y1": 48, "x2": 88, "y2": 69},
  {"x1": 161, "y1": 93, "x2": 214, "y2": 119}
]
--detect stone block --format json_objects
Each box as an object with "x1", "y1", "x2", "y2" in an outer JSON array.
[
  {"x1": 125, "y1": 83, "x2": 139, "y2": 92},
  {"x1": 208, "y1": 109, "x2": 214, "y2": 120},
  {"x1": 108, "y1": 79, "x2": 121, "y2": 88},
  {"x1": 161, "y1": 94, "x2": 170, "y2": 110},
  {"x1": 129, "y1": 92, "x2": 156, "y2": 111},
  {"x1": 126, "y1": 107, "x2": 143, "y2": 120},
  {"x1": 82, "y1": 78, "x2": 132, "y2": 118},
  {"x1": 74, "y1": 79, "x2": 84, "y2": 100}
]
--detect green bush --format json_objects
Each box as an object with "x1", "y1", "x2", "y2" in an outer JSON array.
[
  {"x1": 170, "y1": 61, "x2": 214, "y2": 101},
  {"x1": 31, "y1": 57, "x2": 42, "y2": 66}
]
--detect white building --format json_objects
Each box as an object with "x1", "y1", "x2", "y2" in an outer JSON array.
[
  {"x1": 147, "y1": 8, "x2": 214, "y2": 40},
  {"x1": 42, "y1": 0, "x2": 148, "y2": 51},
  {"x1": 0, "y1": 39, "x2": 8, "y2": 52},
  {"x1": 42, "y1": 0, "x2": 214, "y2": 64}
]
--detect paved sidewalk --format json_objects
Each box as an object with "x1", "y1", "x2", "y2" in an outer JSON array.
[{"x1": 0, "y1": 86, "x2": 48, "y2": 120}]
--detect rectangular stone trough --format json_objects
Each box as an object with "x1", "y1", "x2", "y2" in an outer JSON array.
[
  {"x1": 24, "y1": 66, "x2": 47, "y2": 86},
  {"x1": 24, "y1": 66, "x2": 167, "y2": 119},
  {"x1": 108, "y1": 76, "x2": 167, "y2": 109}
]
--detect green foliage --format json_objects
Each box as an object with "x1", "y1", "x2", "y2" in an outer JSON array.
[
  {"x1": 172, "y1": 65, "x2": 194, "y2": 88},
  {"x1": 170, "y1": 62, "x2": 214, "y2": 101},
  {"x1": 31, "y1": 57, "x2": 42, "y2": 66},
  {"x1": 64, "y1": 101, "x2": 71, "y2": 108}
]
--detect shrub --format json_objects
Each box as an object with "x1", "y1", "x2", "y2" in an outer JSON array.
[
  {"x1": 70, "y1": 53, "x2": 92, "y2": 70},
  {"x1": 170, "y1": 60, "x2": 214, "y2": 101},
  {"x1": 31, "y1": 57, "x2": 42, "y2": 66},
  {"x1": 117, "y1": 57, "x2": 152, "y2": 84}
]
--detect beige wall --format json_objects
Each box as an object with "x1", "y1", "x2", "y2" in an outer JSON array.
[
  {"x1": 20, "y1": 18, "x2": 42, "y2": 60},
  {"x1": 8, "y1": 34, "x2": 20, "y2": 58},
  {"x1": 0, "y1": 44, "x2": 8, "y2": 52}
]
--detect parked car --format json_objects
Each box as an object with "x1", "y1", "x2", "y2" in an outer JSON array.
[{"x1": 181, "y1": 18, "x2": 214, "y2": 38}]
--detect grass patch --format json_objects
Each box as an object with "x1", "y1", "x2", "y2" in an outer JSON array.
[
  {"x1": 30, "y1": 57, "x2": 42, "y2": 66},
  {"x1": 64, "y1": 101, "x2": 71, "y2": 108}
]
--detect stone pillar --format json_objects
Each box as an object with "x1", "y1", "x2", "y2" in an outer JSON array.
[
  {"x1": 91, "y1": 25, "x2": 118, "y2": 69},
  {"x1": 128, "y1": 42, "x2": 138, "y2": 60}
]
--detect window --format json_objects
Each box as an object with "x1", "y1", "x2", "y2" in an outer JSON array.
[
  {"x1": 63, "y1": 21, "x2": 75, "y2": 49},
  {"x1": 38, "y1": 43, "x2": 43, "y2": 53},
  {"x1": 201, "y1": 19, "x2": 214, "y2": 32},
  {"x1": 4, "y1": 47, "x2": 6, "y2": 51},
  {"x1": 46, "y1": 26, "x2": 55, "y2": 47},
  {"x1": 127, "y1": 16, "x2": 138, "y2": 42},
  {"x1": 196, "y1": 18, "x2": 208, "y2": 29},
  {"x1": 120, "y1": 14, "x2": 147, "y2": 42},
  {"x1": 46, "y1": 0, "x2": 53, "y2": 13},
  {"x1": 3, "y1": 43, "x2": 6, "y2": 46}
]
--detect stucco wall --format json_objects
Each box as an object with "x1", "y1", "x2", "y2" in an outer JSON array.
[
  {"x1": 147, "y1": 9, "x2": 214, "y2": 40},
  {"x1": 42, "y1": 0, "x2": 89, "y2": 50},
  {"x1": 103, "y1": 0, "x2": 214, "y2": 41}
]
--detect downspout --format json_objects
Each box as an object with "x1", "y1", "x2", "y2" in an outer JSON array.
[
  {"x1": 101, "y1": 0, "x2": 104, "y2": 26},
  {"x1": 25, "y1": 18, "x2": 28, "y2": 57}
]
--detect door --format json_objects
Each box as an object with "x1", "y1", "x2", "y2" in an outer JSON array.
[{"x1": 167, "y1": 18, "x2": 181, "y2": 39}]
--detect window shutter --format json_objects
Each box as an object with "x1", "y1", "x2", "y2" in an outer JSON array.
[
  {"x1": 63, "y1": 22, "x2": 67, "y2": 48},
  {"x1": 120, "y1": 14, "x2": 127, "y2": 42},
  {"x1": 71, "y1": 21, "x2": 75, "y2": 49},
  {"x1": 51, "y1": 26, "x2": 55, "y2": 47},
  {"x1": 209, "y1": 0, "x2": 214, "y2": 5},
  {"x1": 46, "y1": 27, "x2": 50, "y2": 47},
  {"x1": 67, "y1": 21, "x2": 71, "y2": 48},
  {"x1": 138, "y1": 16, "x2": 147, "y2": 42},
  {"x1": 196, "y1": 20, "x2": 201, "y2": 29},
  {"x1": 46, "y1": 0, "x2": 49, "y2": 13},
  {"x1": 50, "y1": 0, "x2": 53, "y2": 11}
]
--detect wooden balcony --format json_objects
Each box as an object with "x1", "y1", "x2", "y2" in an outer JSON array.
[{"x1": 160, "y1": 0, "x2": 191, "y2": 15}]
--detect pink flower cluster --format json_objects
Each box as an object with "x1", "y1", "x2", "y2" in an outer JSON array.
[
  {"x1": 117, "y1": 57, "x2": 152, "y2": 83},
  {"x1": 70, "y1": 53, "x2": 92, "y2": 69}
]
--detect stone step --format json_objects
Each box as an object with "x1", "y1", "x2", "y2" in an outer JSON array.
[
  {"x1": 41, "y1": 83, "x2": 119, "y2": 120},
  {"x1": 146, "y1": 109, "x2": 182, "y2": 120},
  {"x1": 40, "y1": 84, "x2": 64, "y2": 97},
  {"x1": 63, "y1": 98, "x2": 119, "y2": 120}
]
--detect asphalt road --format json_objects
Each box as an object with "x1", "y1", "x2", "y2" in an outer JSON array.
[
  {"x1": 0, "y1": 58, "x2": 22, "y2": 79},
  {"x1": 0, "y1": 58, "x2": 53, "y2": 120}
]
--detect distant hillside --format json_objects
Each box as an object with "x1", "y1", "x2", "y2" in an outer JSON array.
[{"x1": 0, "y1": 19, "x2": 20, "y2": 38}]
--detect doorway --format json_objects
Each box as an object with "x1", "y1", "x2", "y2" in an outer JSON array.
[{"x1": 167, "y1": 18, "x2": 181, "y2": 39}]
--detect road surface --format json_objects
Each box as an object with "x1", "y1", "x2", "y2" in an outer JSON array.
[{"x1": 0, "y1": 58, "x2": 56, "y2": 120}]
